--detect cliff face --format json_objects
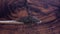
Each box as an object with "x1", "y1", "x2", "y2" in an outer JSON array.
[
  {"x1": 0, "y1": 0, "x2": 59, "y2": 23},
  {"x1": 0, "y1": 0, "x2": 60, "y2": 34}
]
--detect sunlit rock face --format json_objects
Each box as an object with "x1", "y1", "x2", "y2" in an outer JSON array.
[{"x1": 0, "y1": 0, "x2": 60, "y2": 24}]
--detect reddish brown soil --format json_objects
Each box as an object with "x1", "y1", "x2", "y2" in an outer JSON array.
[{"x1": 0, "y1": 20, "x2": 60, "y2": 34}]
